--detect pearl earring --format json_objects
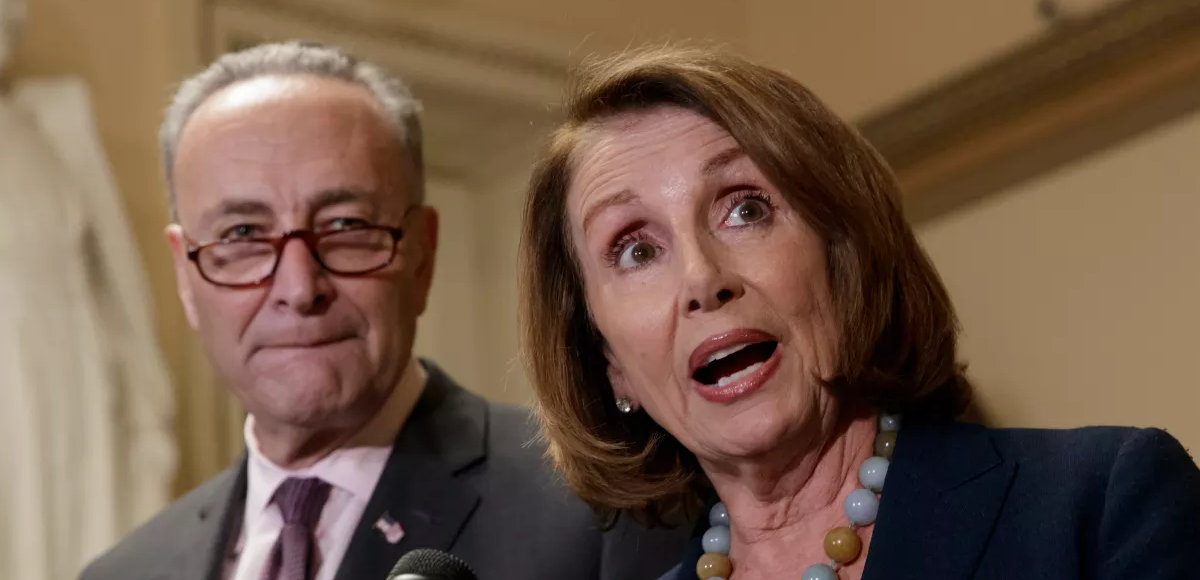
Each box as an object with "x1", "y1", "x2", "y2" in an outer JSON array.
[{"x1": 615, "y1": 398, "x2": 634, "y2": 414}]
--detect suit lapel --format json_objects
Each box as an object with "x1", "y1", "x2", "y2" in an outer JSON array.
[
  {"x1": 334, "y1": 361, "x2": 486, "y2": 580},
  {"x1": 163, "y1": 457, "x2": 247, "y2": 580},
  {"x1": 863, "y1": 421, "x2": 1016, "y2": 580}
]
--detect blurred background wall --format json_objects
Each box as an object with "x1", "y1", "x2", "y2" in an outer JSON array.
[{"x1": 7, "y1": 0, "x2": 1196, "y2": 510}]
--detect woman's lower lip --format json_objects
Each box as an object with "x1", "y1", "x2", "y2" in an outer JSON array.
[{"x1": 692, "y1": 344, "x2": 782, "y2": 403}]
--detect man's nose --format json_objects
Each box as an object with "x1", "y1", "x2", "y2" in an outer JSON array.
[{"x1": 267, "y1": 237, "x2": 336, "y2": 314}]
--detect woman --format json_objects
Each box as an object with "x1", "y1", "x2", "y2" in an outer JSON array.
[{"x1": 519, "y1": 46, "x2": 1200, "y2": 580}]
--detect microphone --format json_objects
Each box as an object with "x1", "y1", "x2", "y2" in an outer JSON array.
[{"x1": 387, "y1": 548, "x2": 478, "y2": 580}]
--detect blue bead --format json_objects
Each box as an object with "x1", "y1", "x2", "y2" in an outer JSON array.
[
  {"x1": 709, "y1": 502, "x2": 729, "y2": 527},
  {"x1": 844, "y1": 488, "x2": 880, "y2": 526},
  {"x1": 801, "y1": 563, "x2": 838, "y2": 580},
  {"x1": 879, "y1": 414, "x2": 901, "y2": 432},
  {"x1": 701, "y1": 525, "x2": 731, "y2": 554},
  {"x1": 858, "y1": 456, "x2": 890, "y2": 492}
]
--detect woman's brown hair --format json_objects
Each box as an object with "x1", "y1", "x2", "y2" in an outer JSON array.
[{"x1": 520, "y1": 46, "x2": 972, "y2": 527}]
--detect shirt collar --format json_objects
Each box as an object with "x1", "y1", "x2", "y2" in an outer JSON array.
[{"x1": 244, "y1": 358, "x2": 428, "y2": 513}]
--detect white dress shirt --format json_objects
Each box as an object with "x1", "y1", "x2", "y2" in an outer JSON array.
[{"x1": 227, "y1": 360, "x2": 426, "y2": 580}]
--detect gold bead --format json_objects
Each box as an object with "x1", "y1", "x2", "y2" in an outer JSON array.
[
  {"x1": 824, "y1": 526, "x2": 863, "y2": 564},
  {"x1": 696, "y1": 552, "x2": 732, "y2": 580},
  {"x1": 874, "y1": 429, "x2": 897, "y2": 460}
]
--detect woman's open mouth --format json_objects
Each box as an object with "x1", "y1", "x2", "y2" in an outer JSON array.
[{"x1": 689, "y1": 329, "x2": 783, "y2": 403}]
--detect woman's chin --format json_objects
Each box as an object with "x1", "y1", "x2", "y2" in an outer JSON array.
[{"x1": 690, "y1": 407, "x2": 804, "y2": 463}]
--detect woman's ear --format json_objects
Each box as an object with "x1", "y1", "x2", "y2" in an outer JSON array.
[{"x1": 605, "y1": 346, "x2": 640, "y2": 412}]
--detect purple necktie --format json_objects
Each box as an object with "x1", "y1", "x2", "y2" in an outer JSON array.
[{"x1": 261, "y1": 477, "x2": 332, "y2": 580}]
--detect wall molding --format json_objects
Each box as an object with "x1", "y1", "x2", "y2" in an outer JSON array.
[
  {"x1": 206, "y1": 0, "x2": 570, "y2": 108},
  {"x1": 858, "y1": 0, "x2": 1200, "y2": 222},
  {"x1": 205, "y1": 0, "x2": 569, "y2": 186}
]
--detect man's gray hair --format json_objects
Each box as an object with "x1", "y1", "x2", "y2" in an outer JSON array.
[{"x1": 159, "y1": 40, "x2": 424, "y2": 221}]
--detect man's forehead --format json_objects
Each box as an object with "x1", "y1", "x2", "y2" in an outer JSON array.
[
  {"x1": 176, "y1": 75, "x2": 391, "y2": 166},
  {"x1": 191, "y1": 74, "x2": 379, "y2": 124},
  {"x1": 172, "y1": 75, "x2": 408, "y2": 225}
]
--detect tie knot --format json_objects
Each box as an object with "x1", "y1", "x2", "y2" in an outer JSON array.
[{"x1": 273, "y1": 477, "x2": 331, "y2": 526}]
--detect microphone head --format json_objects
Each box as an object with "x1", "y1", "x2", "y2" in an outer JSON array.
[{"x1": 388, "y1": 548, "x2": 477, "y2": 580}]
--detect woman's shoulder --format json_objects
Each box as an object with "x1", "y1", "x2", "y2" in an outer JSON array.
[
  {"x1": 1000, "y1": 424, "x2": 1187, "y2": 461},
  {"x1": 900, "y1": 421, "x2": 1199, "y2": 516},
  {"x1": 891, "y1": 422, "x2": 1200, "y2": 575},
  {"x1": 905, "y1": 420, "x2": 1192, "y2": 468}
]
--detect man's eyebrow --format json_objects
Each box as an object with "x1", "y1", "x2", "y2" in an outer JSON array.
[
  {"x1": 197, "y1": 188, "x2": 379, "y2": 228},
  {"x1": 199, "y1": 198, "x2": 273, "y2": 227},
  {"x1": 310, "y1": 187, "x2": 375, "y2": 209}
]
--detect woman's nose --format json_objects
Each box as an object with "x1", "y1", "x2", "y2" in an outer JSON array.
[
  {"x1": 687, "y1": 287, "x2": 738, "y2": 313},
  {"x1": 681, "y1": 243, "x2": 745, "y2": 314}
]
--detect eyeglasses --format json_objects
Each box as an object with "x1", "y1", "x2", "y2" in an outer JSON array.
[{"x1": 186, "y1": 224, "x2": 408, "y2": 288}]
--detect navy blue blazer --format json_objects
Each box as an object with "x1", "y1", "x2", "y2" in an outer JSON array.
[{"x1": 663, "y1": 421, "x2": 1200, "y2": 580}]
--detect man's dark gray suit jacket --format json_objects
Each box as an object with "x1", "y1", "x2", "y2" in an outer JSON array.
[{"x1": 80, "y1": 361, "x2": 689, "y2": 580}]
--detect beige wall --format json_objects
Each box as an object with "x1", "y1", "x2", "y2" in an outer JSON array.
[
  {"x1": 450, "y1": 0, "x2": 1057, "y2": 118},
  {"x1": 415, "y1": 172, "x2": 537, "y2": 407},
  {"x1": 8, "y1": 0, "x2": 240, "y2": 496},
  {"x1": 918, "y1": 106, "x2": 1200, "y2": 450},
  {"x1": 442, "y1": 1, "x2": 1200, "y2": 452},
  {"x1": 9, "y1": 0, "x2": 1195, "y2": 497},
  {"x1": 414, "y1": 177, "x2": 484, "y2": 393},
  {"x1": 470, "y1": 172, "x2": 537, "y2": 406},
  {"x1": 416, "y1": 0, "x2": 1070, "y2": 407}
]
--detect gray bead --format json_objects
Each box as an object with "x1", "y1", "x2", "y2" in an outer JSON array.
[
  {"x1": 801, "y1": 563, "x2": 838, "y2": 580},
  {"x1": 701, "y1": 524, "x2": 731, "y2": 554},
  {"x1": 858, "y1": 456, "x2": 890, "y2": 492},
  {"x1": 844, "y1": 488, "x2": 880, "y2": 526},
  {"x1": 709, "y1": 502, "x2": 729, "y2": 527},
  {"x1": 879, "y1": 414, "x2": 901, "y2": 432}
]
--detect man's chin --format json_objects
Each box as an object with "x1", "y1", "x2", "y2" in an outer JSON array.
[
  {"x1": 242, "y1": 372, "x2": 367, "y2": 425},
  {"x1": 251, "y1": 395, "x2": 361, "y2": 432}
]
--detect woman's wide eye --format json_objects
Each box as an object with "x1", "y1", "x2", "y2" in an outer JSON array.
[
  {"x1": 726, "y1": 198, "x2": 771, "y2": 227},
  {"x1": 618, "y1": 241, "x2": 658, "y2": 269}
]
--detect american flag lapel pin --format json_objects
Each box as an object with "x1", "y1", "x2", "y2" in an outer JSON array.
[{"x1": 374, "y1": 513, "x2": 405, "y2": 544}]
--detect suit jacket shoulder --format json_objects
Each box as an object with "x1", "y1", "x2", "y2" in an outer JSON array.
[
  {"x1": 981, "y1": 424, "x2": 1200, "y2": 577},
  {"x1": 80, "y1": 362, "x2": 690, "y2": 580},
  {"x1": 872, "y1": 421, "x2": 1200, "y2": 580},
  {"x1": 79, "y1": 464, "x2": 243, "y2": 580},
  {"x1": 333, "y1": 361, "x2": 689, "y2": 580},
  {"x1": 665, "y1": 422, "x2": 1200, "y2": 580},
  {"x1": 452, "y1": 387, "x2": 690, "y2": 580}
]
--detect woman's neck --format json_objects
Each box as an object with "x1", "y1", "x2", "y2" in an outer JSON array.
[{"x1": 704, "y1": 412, "x2": 879, "y2": 580}]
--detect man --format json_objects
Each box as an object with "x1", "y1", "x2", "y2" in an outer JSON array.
[{"x1": 79, "y1": 41, "x2": 686, "y2": 580}]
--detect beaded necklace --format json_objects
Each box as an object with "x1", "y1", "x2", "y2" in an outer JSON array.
[{"x1": 696, "y1": 414, "x2": 900, "y2": 580}]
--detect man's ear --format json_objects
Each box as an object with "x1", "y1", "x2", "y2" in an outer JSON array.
[
  {"x1": 165, "y1": 224, "x2": 200, "y2": 330},
  {"x1": 412, "y1": 205, "x2": 439, "y2": 316}
]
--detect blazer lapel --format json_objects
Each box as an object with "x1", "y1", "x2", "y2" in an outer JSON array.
[
  {"x1": 334, "y1": 361, "x2": 485, "y2": 580},
  {"x1": 160, "y1": 457, "x2": 247, "y2": 580},
  {"x1": 863, "y1": 421, "x2": 1016, "y2": 580}
]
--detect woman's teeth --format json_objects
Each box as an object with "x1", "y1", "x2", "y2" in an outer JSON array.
[
  {"x1": 705, "y1": 343, "x2": 751, "y2": 365},
  {"x1": 714, "y1": 361, "x2": 764, "y2": 387}
]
